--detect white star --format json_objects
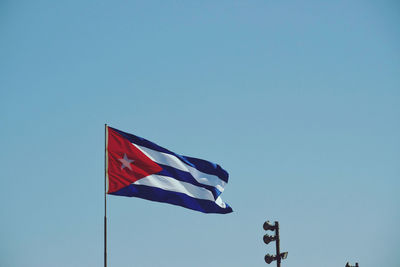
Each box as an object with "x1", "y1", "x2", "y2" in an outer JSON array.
[{"x1": 118, "y1": 153, "x2": 134, "y2": 171}]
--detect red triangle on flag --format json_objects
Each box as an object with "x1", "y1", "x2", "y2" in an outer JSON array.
[{"x1": 106, "y1": 127, "x2": 162, "y2": 194}]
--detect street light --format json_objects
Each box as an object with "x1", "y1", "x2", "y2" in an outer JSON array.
[
  {"x1": 263, "y1": 234, "x2": 276, "y2": 244},
  {"x1": 265, "y1": 252, "x2": 288, "y2": 264},
  {"x1": 265, "y1": 254, "x2": 276, "y2": 264},
  {"x1": 262, "y1": 220, "x2": 288, "y2": 266},
  {"x1": 263, "y1": 221, "x2": 276, "y2": 231},
  {"x1": 345, "y1": 262, "x2": 359, "y2": 267}
]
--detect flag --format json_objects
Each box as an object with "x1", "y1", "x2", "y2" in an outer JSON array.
[{"x1": 106, "y1": 126, "x2": 233, "y2": 214}]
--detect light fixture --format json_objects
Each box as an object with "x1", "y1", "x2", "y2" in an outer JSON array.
[
  {"x1": 262, "y1": 220, "x2": 288, "y2": 266},
  {"x1": 263, "y1": 221, "x2": 276, "y2": 231},
  {"x1": 265, "y1": 254, "x2": 276, "y2": 264},
  {"x1": 263, "y1": 234, "x2": 276, "y2": 244}
]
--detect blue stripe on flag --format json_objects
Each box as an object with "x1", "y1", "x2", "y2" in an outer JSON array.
[
  {"x1": 111, "y1": 184, "x2": 233, "y2": 214},
  {"x1": 180, "y1": 155, "x2": 228, "y2": 183},
  {"x1": 110, "y1": 127, "x2": 229, "y2": 183}
]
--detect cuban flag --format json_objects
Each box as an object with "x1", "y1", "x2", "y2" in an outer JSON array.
[{"x1": 106, "y1": 126, "x2": 233, "y2": 214}]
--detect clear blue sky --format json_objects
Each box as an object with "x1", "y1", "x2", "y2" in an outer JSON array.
[{"x1": 1, "y1": 1, "x2": 399, "y2": 267}]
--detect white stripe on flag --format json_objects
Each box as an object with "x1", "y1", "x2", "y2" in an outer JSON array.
[
  {"x1": 135, "y1": 144, "x2": 226, "y2": 192},
  {"x1": 133, "y1": 175, "x2": 216, "y2": 202},
  {"x1": 215, "y1": 196, "x2": 227, "y2": 208}
]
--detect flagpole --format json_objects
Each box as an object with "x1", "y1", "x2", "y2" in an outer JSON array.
[{"x1": 104, "y1": 124, "x2": 107, "y2": 267}]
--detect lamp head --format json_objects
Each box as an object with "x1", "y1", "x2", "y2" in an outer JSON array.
[
  {"x1": 264, "y1": 254, "x2": 276, "y2": 264},
  {"x1": 263, "y1": 221, "x2": 276, "y2": 231},
  {"x1": 263, "y1": 234, "x2": 276, "y2": 244}
]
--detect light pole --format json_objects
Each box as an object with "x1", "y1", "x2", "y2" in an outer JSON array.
[{"x1": 263, "y1": 221, "x2": 288, "y2": 266}]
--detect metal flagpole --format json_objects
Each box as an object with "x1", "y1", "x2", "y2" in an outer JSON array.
[{"x1": 104, "y1": 124, "x2": 107, "y2": 267}]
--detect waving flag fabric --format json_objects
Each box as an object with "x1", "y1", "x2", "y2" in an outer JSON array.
[{"x1": 106, "y1": 126, "x2": 233, "y2": 214}]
